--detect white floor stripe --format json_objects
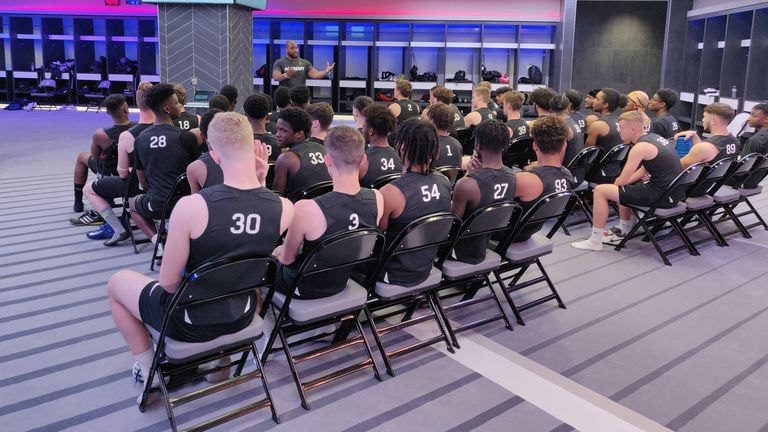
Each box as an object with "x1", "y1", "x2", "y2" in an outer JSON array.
[{"x1": 732, "y1": 237, "x2": 768, "y2": 250}]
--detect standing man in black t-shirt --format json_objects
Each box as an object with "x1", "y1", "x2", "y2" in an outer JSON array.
[
  {"x1": 273, "y1": 107, "x2": 332, "y2": 200},
  {"x1": 171, "y1": 83, "x2": 200, "y2": 131},
  {"x1": 379, "y1": 120, "x2": 452, "y2": 286},
  {"x1": 427, "y1": 103, "x2": 463, "y2": 168},
  {"x1": 272, "y1": 40, "x2": 335, "y2": 89},
  {"x1": 389, "y1": 79, "x2": 420, "y2": 124},
  {"x1": 307, "y1": 102, "x2": 334, "y2": 145},
  {"x1": 649, "y1": 88, "x2": 680, "y2": 139},
  {"x1": 741, "y1": 103, "x2": 768, "y2": 156},
  {"x1": 274, "y1": 126, "x2": 383, "y2": 299},
  {"x1": 131, "y1": 84, "x2": 201, "y2": 240},
  {"x1": 107, "y1": 112, "x2": 293, "y2": 402},
  {"x1": 359, "y1": 104, "x2": 402, "y2": 187},
  {"x1": 243, "y1": 94, "x2": 280, "y2": 161},
  {"x1": 464, "y1": 87, "x2": 497, "y2": 128},
  {"x1": 71, "y1": 94, "x2": 135, "y2": 213},
  {"x1": 572, "y1": 111, "x2": 683, "y2": 251},
  {"x1": 675, "y1": 102, "x2": 740, "y2": 167}
]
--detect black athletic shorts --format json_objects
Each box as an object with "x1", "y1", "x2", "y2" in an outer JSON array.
[
  {"x1": 133, "y1": 194, "x2": 163, "y2": 220},
  {"x1": 88, "y1": 156, "x2": 117, "y2": 177},
  {"x1": 92, "y1": 176, "x2": 140, "y2": 200},
  {"x1": 138, "y1": 280, "x2": 255, "y2": 343},
  {"x1": 619, "y1": 183, "x2": 677, "y2": 208}
]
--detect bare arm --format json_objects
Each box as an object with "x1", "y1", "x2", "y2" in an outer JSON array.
[
  {"x1": 377, "y1": 183, "x2": 405, "y2": 232},
  {"x1": 614, "y1": 143, "x2": 652, "y2": 186},
  {"x1": 90, "y1": 129, "x2": 110, "y2": 159},
  {"x1": 186, "y1": 159, "x2": 206, "y2": 194},
  {"x1": 307, "y1": 62, "x2": 335, "y2": 79},
  {"x1": 117, "y1": 131, "x2": 134, "y2": 179},
  {"x1": 272, "y1": 152, "x2": 298, "y2": 196},
  {"x1": 585, "y1": 121, "x2": 608, "y2": 147},
  {"x1": 450, "y1": 177, "x2": 476, "y2": 219},
  {"x1": 273, "y1": 199, "x2": 323, "y2": 265},
  {"x1": 158, "y1": 195, "x2": 204, "y2": 292}
]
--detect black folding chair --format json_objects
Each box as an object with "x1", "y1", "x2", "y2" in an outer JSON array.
[
  {"x1": 369, "y1": 172, "x2": 401, "y2": 189},
  {"x1": 502, "y1": 136, "x2": 534, "y2": 169},
  {"x1": 677, "y1": 157, "x2": 737, "y2": 247},
  {"x1": 259, "y1": 229, "x2": 386, "y2": 410},
  {"x1": 585, "y1": 143, "x2": 631, "y2": 185},
  {"x1": 449, "y1": 127, "x2": 474, "y2": 155},
  {"x1": 613, "y1": 163, "x2": 708, "y2": 265},
  {"x1": 138, "y1": 256, "x2": 280, "y2": 430},
  {"x1": 493, "y1": 191, "x2": 578, "y2": 325},
  {"x1": 561, "y1": 146, "x2": 602, "y2": 234},
  {"x1": 30, "y1": 79, "x2": 56, "y2": 111},
  {"x1": 84, "y1": 80, "x2": 111, "y2": 112},
  {"x1": 364, "y1": 212, "x2": 462, "y2": 376},
  {"x1": 122, "y1": 170, "x2": 152, "y2": 254},
  {"x1": 710, "y1": 154, "x2": 768, "y2": 237},
  {"x1": 151, "y1": 173, "x2": 192, "y2": 270},
  {"x1": 289, "y1": 180, "x2": 333, "y2": 202},
  {"x1": 435, "y1": 202, "x2": 521, "y2": 344},
  {"x1": 435, "y1": 165, "x2": 462, "y2": 186}
]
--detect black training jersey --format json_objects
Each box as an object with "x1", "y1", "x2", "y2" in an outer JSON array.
[
  {"x1": 704, "y1": 134, "x2": 741, "y2": 162},
  {"x1": 436, "y1": 135, "x2": 463, "y2": 168},
  {"x1": 475, "y1": 107, "x2": 497, "y2": 122},
  {"x1": 361, "y1": 145, "x2": 402, "y2": 187},
  {"x1": 384, "y1": 171, "x2": 452, "y2": 286},
  {"x1": 105, "y1": 122, "x2": 136, "y2": 143},
  {"x1": 125, "y1": 123, "x2": 153, "y2": 169},
  {"x1": 266, "y1": 121, "x2": 278, "y2": 135},
  {"x1": 174, "y1": 111, "x2": 199, "y2": 131},
  {"x1": 449, "y1": 104, "x2": 465, "y2": 131},
  {"x1": 254, "y1": 132, "x2": 280, "y2": 162},
  {"x1": 200, "y1": 152, "x2": 224, "y2": 189},
  {"x1": 102, "y1": 122, "x2": 136, "y2": 175},
  {"x1": 515, "y1": 165, "x2": 576, "y2": 241},
  {"x1": 564, "y1": 116, "x2": 585, "y2": 168},
  {"x1": 570, "y1": 111, "x2": 587, "y2": 130},
  {"x1": 395, "y1": 99, "x2": 420, "y2": 123},
  {"x1": 742, "y1": 128, "x2": 768, "y2": 156},
  {"x1": 134, "y1": 123, "x2": 199, "y2": 207},
  {"x1": 289, "y1": 189, "x2": 379, "y2": 298},
  {"x1": 637, "y1": 133, "x2": 683, "y2": 196},
  {"x1": 452, "y1": 166, "x2": 518, "y2": 264},
  {"x1": 285, "y1": 140, "x2": 332, "y2": 200},
  {"x1": 650, "y1": 113, "x2": 680, "y2": 139},
  {"x1": 506, "y1": 118, "x2": 530, "y2": 140},
  {"x1": 308, "y1": 136, "x2": 325, "y2": 145},
  {"x1": 594, "y1": 114, "x2": 623, "y2": 177}
]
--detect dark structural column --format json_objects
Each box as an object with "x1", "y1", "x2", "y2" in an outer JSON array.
[{"x1": 146, "y1": 0, "x2": 265, "y2": 112}]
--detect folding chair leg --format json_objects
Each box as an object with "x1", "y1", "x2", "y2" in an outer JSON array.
[
  {"x1": 485, "y1": 273, "x2": 514, "y2": 330},
  {"x1": 363, "y1": 306, "x2": 394, "y2": 377},
  {"x1": 743, "y1": 198, "x2": 768, "y2": 230},
  {"x1": 723, "y1": 203, "x2": 752, "y2": 238},
  {"x1": 670, "y1": 218, "x2": 699, "y2": 256},
  {"x1": 642, "y1": 221, "x2": 672, "y2": 266},
  {"x1": 424, "y1": 291, "x2": 456, "y2": 353},
  {"x1": 352, "y1": 315, "x2": 382, "y2": 382},
  {"x1": 696, "y1": 211, "x2": 728, "y2": 247},
  {"x1": 233, "y1": 351, "x2": 249, "y2": 377},
  {"x1": 261, "y1": 306, "x2": 289, "y2": 364},
  {"x1": 428, "y1": 290, "x2": 460, "y2": 349},
  {"x1": 279, "y1": 327, "x2": 311, "y2": 410},
  {"x1": 493, "y1": 269, "x2": 525, "y2": 325},
  {"x1": 535, "y1": 259, "x2": 565, "y2": 309},
  {"x1": 251, "y1": 342, "x2": 280, "y2": 423}
]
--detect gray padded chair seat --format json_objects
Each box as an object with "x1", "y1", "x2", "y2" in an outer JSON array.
[
  {"x1": 442, "y1": 249, "x2": 502, "y2": 280},
  {"x1": 272, "y1": 279, "x2": 368, "y2": 324},
  {"x1": 504, "y1": 233, "x2": 553, "y2": 263},
  {"x1": 685, "y1": 195, "x2": 714, "y2": 210},
  {"x1": 146, "y1": 315, "x2": 264, "y2": 361},
  {"x1": 739, "y1": 185, "x2": 763, "y2": 197},
  {"x1": 574, "y1": 181, "x2": 588, "y2": 192},
  {"x1": 375, "y1": 266, "x2": 442, "y2": 301},
  {"x1": 713, "y1": 186, "x2": 741, "y2": 203},
  {"x1": 635, "y1": 202, "x2": 687, "y2": 217}
]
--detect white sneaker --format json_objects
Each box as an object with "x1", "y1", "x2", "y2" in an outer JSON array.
[
  {"x1": 571, "y1": 238, "x2": 604, "y2": 251},
  {"x1": 602, "y1": 226, "x2": 627, "y2": 246},
  {"x1": 133, "y1": 362, "x2": 162, "y2": 405}
]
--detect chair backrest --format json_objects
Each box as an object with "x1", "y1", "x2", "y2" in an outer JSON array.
[
  {"x1": 566, "y1": 146, "x2": 601, "y2": 170},
  {"x1": 501, "y1": 191, "x2": 577, "y2": 248},
  {"x1": 377, "y1": 212, "x2": 462, "y2": 274},
  {"x1": 741, "y1": 155, "x2": 768, "y2": 189},
  {"x1": 160, "y1": 173, "x2": 192, "y2": 221},
  {"x1": 646, "y1": 162, "x2": 706, "y2": 210},
  {"x1": 502, "y1": 136, "x2": 535, "y2": 168},
  {"x1": 686, "y1": 157, "x2": 736, "y2": 198},
  {"x1": 721, "y1": 152, "x2": 762, "y2": 188},
  {"x1": 435, "y1": 165, "x2": 461, "y2": 185},
  {"x1": 454, "y1": 201, "x2": 520, "y2": 244},
  {"x1": 97, "y1": 80, "x2": 111, "y2": 91},
  {"x1": 598, "y1": 143, "x2": 631, "y2": 165},
  {"x1": 728, "y1": 112, "x2": 753, "y2": 138},
  {"x1": 370, "y1": 172, "x2": 401, "y2": 189},
  {"x1": 293, "y1": 180, "x2": 333, "y2": 201},
  {"x1": 39, "y1": 79, "x2": 56, "y2": 89},
  {"x1": 450, "y1": 127, "x2": 474, "y2": 155}
]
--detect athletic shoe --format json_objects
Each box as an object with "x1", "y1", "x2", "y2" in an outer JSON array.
[
  {"x1": 86, "y1": 224, "x2": 114, "y2": 240},
  {"x1": 602, "y1": 226, "x2": 626, "y2": 246},
  {"x1": 571, "y1": 238, "x2": 604, "y2": 251},
  {"x1": 103, "y1": 230, "x2": 130, "y2": 246},
  {"x1": 69, "y1": 210, "x2": 104, "y2": 226},
  {"x1": 133, "y1": 362, "x2": 162, "y2": 406}
]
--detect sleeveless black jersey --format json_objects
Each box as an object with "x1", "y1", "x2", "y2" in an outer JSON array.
[
  {"x1": 475, "y1": 107, "x2": 497, "y2": 122},
  {"x1": 125, "y1": 123, "x2": 153, "y2": 169},
  {"x1": 395, "y1": 99, "x2": 420, "y2": 123},
  {"x1": 452, "y1": 166, "x2": 518, "y2": 264},
  {"x1": 449, "y1": 104, "x2": 465, "y2": 131},
  {"x1": 200, "y1": 152, "x2": 224, "y2": 189},
  {"x1": 282, "y1": 189, "x2": 379, "y2": 299},
  {"x1": 704, "y1": 134, "x2": 741, "y2": 162},
  {"x1": 254, "y1": 132, "x2": 280, "y2": 162},
  {"x1": 516, "y1": 165, "x2": 576, "y2": 241},
  {"x1": 308, "y1": 136, "x2": 325, "y2": 145},
  {"x1": 650, "y1": 113, "x2": 680, "y2": 139},
  {"x1": 266, "y1": 121, "x2": 278, "y2": 135},
  {"x1": 361, "y1": 145, "x2": 402, "y2": 187},
  {"x1": 506, "y1": 118, "x2": 530, "y2": 140},
  {"x1": 384, "y1": 171, "x2": 452, "y2": 286},
  {"x1": 285, "y1": 140, "x2": 332, "y2": 200},
  {"x1": 570, "y1": 111, "x2": 587, "y2": 130},
  {"x1": 594, "y1": 114, "x2": 623, "y2": 178},
  {"x1": 134, "y1": 123, "x2": 199, "y2": 208},
  {"x1": 101, "y1": 122, "x2": 136, "y2": 175},
  {"x1": 564, "y1": 116, "x2": 585, "y2": 175},
  {"x1": 173, "y1": 111, "x2": 199, "y2": 131},
  {"x1": 636, "y1": 133, "x2": 683, "y2": 199},
  {"x1": 436, "y1": 135, "x2": 463, "y2": 168}
]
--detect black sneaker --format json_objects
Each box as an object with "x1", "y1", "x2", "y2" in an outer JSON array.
[
  {"x1": 69, "y1": 210, "x2": 104, "y2": 226},
  {"x1": 104, "y1": 230, "x2": 130, "y2": 246}
]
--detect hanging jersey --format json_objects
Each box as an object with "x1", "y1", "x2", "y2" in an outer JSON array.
[
  {"x1": 200, "y1": 152, "x2": 224, "y2": 189},
  {"x1": 570, "y1": 111, "x2": 587, "y2": 130},
  {"x1": 384, "y1": 172, "x2": 452, "y2": 286},
  {"x1": 174, "y1": 111, "x2": 199, "y2": 131},
  {"x1": 636, "y1": 133, "x2": 683, "y2": 199},
  {"x1": 452, "y1": 166, "x2": 518, "y2": 264},
  {"x1": 436, "y1": 135, "x2": 463, "y2": 168},
  {"x1": 516, "y1": 165, "x2": 576, "y2": 241},
  {"x1": 361, "y1": 145, "x2": 402, "y2": 187},
  {"x1": 449, "y1": 104, "x2": 465, "y2": 131},
  {"x1": 704, "y1": 134, "x2": 741, "y2": 162},
  {"x1": 285, "y1": 140, "x2": 332, "y2": 200},
  {"x1": 101, "y1": 122, "x2": 136, "y2": 175},
  {"x1": 134, "y1": 123, "x2": 199, "y2": 208},
  {"x1": 254, "y1": 132, "x2": 280, "y2": 162},
  {"x1": 395, "y1": 99, "x2": 420, "y2": 123},
  {"x1": 650, "y1": 113, "x2": 680, "y2": 139}
]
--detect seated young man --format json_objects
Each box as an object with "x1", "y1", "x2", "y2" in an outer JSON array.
[
  {"x1": 352, "y1": 95, "x2": 375, "y2": 132},
  {"x1": 451, "y1": 120, "x2": 539, "y2": 263},
  {"x1": 72, "y1": 94, "x2": 135, "y2": 213},
  {"x1": 273, "y1": 126, "x2": 383, "y2": 298},
  {"x1": 572, "y1": 111, "x2": 683, "y2": 251},
  {"x1": 171, "y1": 83, "x2": 200, "y2": 131},
  {"x1": 307, "y1": 102, "x2": 334, "y2": 145},
  {"x1": 566, "y1": 89, "x2": 587, "y2": 130},
  {"x1": 269, "y1": 86, "x2": 291, "y2": 125},
  {"x1": 427, "y1": 103, "x2": 463, "y2": 168},
  {"x1": 186, "y1": 109, "x2": 224, "y2": 193},
  {"x1": 273, "y1": 107, "x2": 332, "y2": 200},
  {"x1": 359, "y1": 104, "x2": 402, "y2": 187},
  {"x1": 289, "y1": 85, "x2": 311, "y2": 110},
  {"x1": 243, "y1": 93, "x2": 280, "y2": 161},
  {"x1": 463, "y1": 87, "x2": 497, "y2": 128},
  {"x1": 649, "y1": 88, "x2": 681, "y2": 139},
  {"x1": 585, "y1": 88, "x2": 624, "y2": 182},
  {"x1": 741, "y1": 103, "x2": 768, "y2": 156},
  {"x1": 388, "y1": 79, "x2": 420, "y2": 124},
  {"x1": 130, "y1": 84, "x2": 201, "y2": 240},
  {"x1": 550, "y1": 93, "x2": 584, "y2": 175},
  {"x1": 209, "y1": 95, "x2": 232, "y2": 112},
  {"x1": 78, "y1": 82, "x2": 155, "y2": 244},
  {"x1": 674, "y1": 102, "x2": 741, "y2": 167},
  {"x1": 379, "y1": 119, "x2": 452, "y2": 286},
  {"x1": 107, "y1": 112, "x2": 293, "y2": 401},
  {"x1": 503, "y1": 90, "x2": 530, "y2": 140},
  {"x1": 421, "y1": 85, "x2": 464, "y2": 131}
]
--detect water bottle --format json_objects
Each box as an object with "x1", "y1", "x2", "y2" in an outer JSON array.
[{"x1": 731, "y1": 86, "x2": 737, "y2": 98}]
